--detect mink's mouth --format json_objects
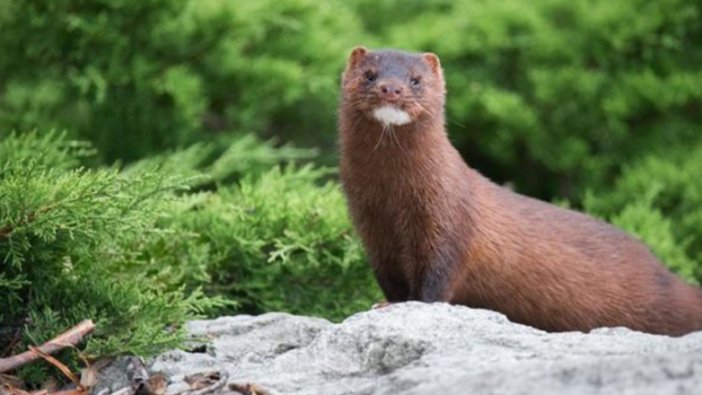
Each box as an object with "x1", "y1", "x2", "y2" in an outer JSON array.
[{"x1": 372, "y1": 105, "x2": 412, "y2": 126}]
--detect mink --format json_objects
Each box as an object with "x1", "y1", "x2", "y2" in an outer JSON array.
[{"x1": 338, "y1": 46, "x2": 702, "y2": 336}]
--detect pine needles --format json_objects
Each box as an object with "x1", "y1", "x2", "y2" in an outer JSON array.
[{"x1": 0, "y1": 132, "x2": 219, "y2": 383}]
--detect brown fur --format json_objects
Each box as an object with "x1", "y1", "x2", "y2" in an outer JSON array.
[{"x1": 338, "y1": 47, "x2": 702, "y2": 336}]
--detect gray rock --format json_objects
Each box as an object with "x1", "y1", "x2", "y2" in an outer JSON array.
[
  {"x1": 91, "y1": 356, "x2": 147, "y2": 395},
  {"x1": 149, "y1": 302, "x2": 702, "y2": 395}
]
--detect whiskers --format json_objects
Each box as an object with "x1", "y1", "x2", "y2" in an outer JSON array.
[
  {"x1": 387, "y1": 124, "x2": 405, "y2": 153},
  {"x1": 372, "y1": 123, "x2": 406, "y2": 154},
  {"x1": 410, "y1": 99, "x2": 437, "y2": 120},
  {"x1": 372, "y1": 124, "x2": 388, "y2": 152}
]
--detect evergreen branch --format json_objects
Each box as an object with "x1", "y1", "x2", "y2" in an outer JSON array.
[
  {"x1": 0, "y1": 177, "x2": 115, "y2": 239},
  {"x1": 0, "y1": 192, "x2": 79, "y2": 238},
  {"x1": 0, "y1": 213, "x2": 37, "y2": 239}
]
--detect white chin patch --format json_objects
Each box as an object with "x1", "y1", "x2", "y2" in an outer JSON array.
[{"x1": 372, "y1": 105, "x2": 411, "y2": 126}]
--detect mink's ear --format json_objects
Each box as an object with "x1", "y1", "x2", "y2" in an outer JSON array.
[
  {"x1": 422, "y1": 52, "x2": 442, "y2": 76},
  {"x1": 347, "y1": 46, "x2": 369, "y2": 69}
]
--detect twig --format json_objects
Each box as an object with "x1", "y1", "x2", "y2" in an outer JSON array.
[
  {"x1": 28, "y1": 347, "x2": 80, "y2": 388},
  {"x1": 1, "y1": 327, "x2": 24, "y2": 358},
  {"x1": 0, "y1": 320, "x2": 95, "y2": 373},
  {"x1": 228, "y1": 382, "x2": 277, "y2": 395},
  {"x1": 188, "y1": 374, "x2": 227, "y2": 395},
  {"x1": 170, "y1": 371, "x2": 228, "y2": 395}
]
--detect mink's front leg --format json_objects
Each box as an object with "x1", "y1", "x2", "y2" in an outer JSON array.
[
  {"x1": 372, "y1": 258, "x2": 410, "y2": 302},
  {"x1": 409, "y1": 240, "x2": 462, "y2": 302}
]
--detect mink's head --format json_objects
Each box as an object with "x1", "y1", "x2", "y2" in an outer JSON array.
[{"x1": 341, "y1": 46, "x2": 445, "y2": 127}]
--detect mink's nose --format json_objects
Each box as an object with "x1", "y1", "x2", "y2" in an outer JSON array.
[{"x1": 378, "y1": 82, "x2": 403, "y2": 101}]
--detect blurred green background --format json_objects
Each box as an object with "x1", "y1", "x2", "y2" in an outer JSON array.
[{"x1": 1, "y1": 0, "x2": 702, "y2": 382}]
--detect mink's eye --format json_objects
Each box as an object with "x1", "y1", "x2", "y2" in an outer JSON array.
[
  {"x1": 410, "y1": 77, "x2": 421, "y2": 86},
  {"x1": 365, "y1": 71, "x2": 377, "y2": 82}
]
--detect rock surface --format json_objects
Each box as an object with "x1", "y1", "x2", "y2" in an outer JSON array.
[{"x1": 150, "y1": 302, "x2": 702, "y2": 395}]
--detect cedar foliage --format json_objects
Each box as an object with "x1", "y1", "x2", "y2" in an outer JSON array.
[
  {"x1": 2, "y1": 0, "x2": 701, "y2": 198},
  {"x1": 0, "y1": 132, "x2": 220, "y2": 382},
  {"x1": 0, "y1": 132, "x2": 377, "y2": 384}
]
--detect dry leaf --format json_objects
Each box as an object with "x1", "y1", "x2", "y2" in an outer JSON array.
[
  {"x1": 183, "y1": 371, "x2": 219, "y2": 391},
  {"x1": 144, "y1": 373, "x2": 167, "y2": 395}
]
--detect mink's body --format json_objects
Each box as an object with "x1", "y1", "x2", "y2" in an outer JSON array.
[{"x1": 338, "y1": 47, "x2": 702, "y2": 336}]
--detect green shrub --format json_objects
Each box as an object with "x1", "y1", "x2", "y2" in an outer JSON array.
[
  {"x1": 0, "y1": 0, "x2": 363, "y2": 162},
  {"x1": 126, "y1": 136, "x2": 381, "y2": 320},
  {"x1": 0, "y1": 132, "x2": 221, "y2": 383},
  {"x1": 0, "y1": 131, "x2": 379, "y2": 384},
  {"x1": 120, "y1": 134, "x2": 379, "y2": 319},
  {"x1": 169, "y1": 164, "x2": 379, "y2": 320},
  {"x1": 123, "y1": 140, "x2": 380, "y2": 320},
  {"x1": 122, "y1": 133, "x2": 317, "y2": 186},
  {"x1": 4, "y1": 0, "x2": 701, "y2": 202}
]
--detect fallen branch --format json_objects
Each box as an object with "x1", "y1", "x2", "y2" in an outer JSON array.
[
  {"x1": 0, "y1": 320, "x2": 95, "y2": 374},
  {"x1": 28, "y1": 347, "x2": 80, "y2": 388}
]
